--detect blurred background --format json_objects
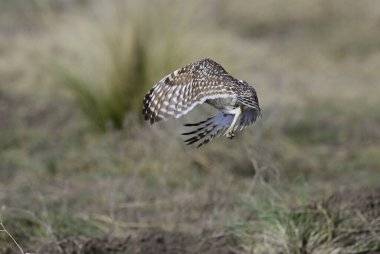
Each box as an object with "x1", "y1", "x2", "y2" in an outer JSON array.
[{"x1": 0, "y1": 0, "x2": 379, "y2": 253}]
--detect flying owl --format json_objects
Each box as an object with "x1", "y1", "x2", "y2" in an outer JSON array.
[{"x1": 142, "y1": 58, "x2": 261, "y2": 147}]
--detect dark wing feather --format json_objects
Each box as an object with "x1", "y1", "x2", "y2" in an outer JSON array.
[
  {"x1": 182, "y1": 112, "x2": 234, "y2": 147},
  {"x1": 182, "y1": 109, "x2": 261, "y2": 147}
]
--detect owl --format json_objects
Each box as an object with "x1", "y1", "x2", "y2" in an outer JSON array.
[{"x1": 143, "y1": 58, "x2": 261, "y2": 147}]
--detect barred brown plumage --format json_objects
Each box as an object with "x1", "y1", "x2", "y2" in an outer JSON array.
[{"x1": 142, "y1": 58, "x2": 261, "y2": 147}]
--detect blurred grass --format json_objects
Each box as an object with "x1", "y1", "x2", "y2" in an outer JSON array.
[
  {"x1": 0, "y1": 0, "x2": 380, "y2": 253},
  {"x1": 53, "y1": 0, "x2": 194, "y2": 131},
  {"x1": 0, "y1": 209, "x2": 107, "y2": 250}
]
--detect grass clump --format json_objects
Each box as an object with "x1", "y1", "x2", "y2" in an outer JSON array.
[
  {"x1": 54, "y1": 0, "x2": 194, "y2": 131},
  {"x1": 0, "y1": 208, "x2": 107, "y2": 251},
  {"x1": 229, "y1": 193, "x2": 380, "y2": 254},
  {"x1": 0, "y1": 211, "x2": 43, "y2": 252},
  {"x1": 0, "y1": 215, "x2": 28, "y2": 254}
]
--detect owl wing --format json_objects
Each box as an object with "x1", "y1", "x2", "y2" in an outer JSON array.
[
  {"x1": 182, "y1": 112, "x2": 234, "y2": 147},
  {"x1": 143, "y1": 58, "x2": 236, "y2": 124},
  {"x1": 181, "y1": 109, "x2": 260, "y2": 147}
]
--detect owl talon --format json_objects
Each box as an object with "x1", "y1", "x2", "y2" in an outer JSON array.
[{"x1": 225, "y1": 131, "x2": 235, "y2": 139}]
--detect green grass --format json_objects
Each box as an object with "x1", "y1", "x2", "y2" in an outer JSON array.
[
  {"x1": 1, "y1": 0, "x2": 380, "y2": 253},
  {"x1": 0, "y1": 210, "x2": 107, "y2": 251},
  {"x1": 53, "y1": 0, "x2": 193, "y2": 131},
  {"x1": 228, "y1": 191, "x2": 380, "y2": 254}
]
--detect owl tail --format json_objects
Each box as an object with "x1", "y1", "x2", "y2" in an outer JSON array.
[
  {"x1": 239, "y1": 108, "x2": 261, "y2": 130},
  {"x1": 181, "y1": 112, "x2": 234, "y2": 148}
]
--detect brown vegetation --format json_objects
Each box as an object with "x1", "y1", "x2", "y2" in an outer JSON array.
[{"x1": 0, "y1": 0, "x2": 379, "y2": 253}]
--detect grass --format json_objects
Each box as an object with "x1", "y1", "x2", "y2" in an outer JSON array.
[
  {"x1": 53, "y1": 0, "x2": 192, "y2": 131},
  {"x1": 228, "y1": 187, "x2": 380, "y2": 254},
  {"x1": 0, "y1": 215, "x2": 27, "y2": 254},
  {"x1": 1, "y1": 0, "x2": 380, "y2": 253}
]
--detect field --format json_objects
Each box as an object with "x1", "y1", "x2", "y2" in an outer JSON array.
[{"x1": 1, "y1": 0, "x2": 380, "y2": 253}]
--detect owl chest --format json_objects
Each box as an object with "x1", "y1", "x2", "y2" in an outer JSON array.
[{"x1": 206, "y1": 97, "x2": 239, "y2": 113}]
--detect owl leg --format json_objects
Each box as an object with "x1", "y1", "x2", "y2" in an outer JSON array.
[{"x1": 224, "y1": 107, "x2": 242, "y2": 139}]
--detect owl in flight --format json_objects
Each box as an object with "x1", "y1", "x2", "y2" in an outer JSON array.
[{"x1": 143, "y1": 58, "x2": 261, "y2": 147}]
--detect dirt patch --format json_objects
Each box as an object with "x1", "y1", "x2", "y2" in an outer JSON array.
[
  {"x1": 325, "y1": 187, "x2": 380, "y2": 220},
  {"x1": 323, "y1": 187, "x2": 380, "y2": 253},
  {"x1": 2, "y1": 188, "x2": 379, "y2": 254},
  {"x1": 31, "y1": 230, "x2": 242, "y2": 254}
]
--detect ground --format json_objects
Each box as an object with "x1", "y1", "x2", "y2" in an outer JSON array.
[
  {"x1": 0, "y1": 0, "x2": 380, "y2": 253},
  {"x1": 1, "y1": 188, "x2": 379, "y2": 253}
]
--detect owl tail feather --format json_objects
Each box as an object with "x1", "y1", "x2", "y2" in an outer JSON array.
[{"x1": 182, "y1": 112, "x2": 234, "y2": 148}]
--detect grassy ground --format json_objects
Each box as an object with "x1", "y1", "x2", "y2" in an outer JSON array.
[{"x1": 1, "y1": 0, "x2": 380, "y2": 253}]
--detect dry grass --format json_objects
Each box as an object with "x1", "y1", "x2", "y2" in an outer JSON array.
[
  {"x1": 228, "y1": 186, "x2": 380, "y2": 254},
  {"x1": 1, "y1": 0, "x2": 380, "y2": 253},
  {"x1": 51, "y1": 0, "x2": 201, "y2": 131}
]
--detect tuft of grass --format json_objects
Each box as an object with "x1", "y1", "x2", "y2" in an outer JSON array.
[
  {"x1": 228, "y1": 193, "x2": 380, "y2": 254},
  {"x1": 0, "y1": 211, "x2": 44, "y2": 251},
  {"x1": 54, "y1": 0, "x2": 194, "y2": 131},
  {"x1": 0, "y1": 215, "x2": 27, "y2": 254},
  {"x1": 55, "y1": 66, "x2": 128, "y2": 131},
  {"x1": 0, "y1": 208, "x2": 108, "y2": 249}
]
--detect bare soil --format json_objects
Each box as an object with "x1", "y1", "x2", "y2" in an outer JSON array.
[
  {"x1": 325, "y1": 187, "x2": 380, "y2": 221},
  {"x1": 32, "y1": 230, "x2": 241, "y2": 254},
  {"x1": 324, "y1": 187, "x2": 380, "y2": 254},
  {"x1": 2, "y1": 188, "x2": 379, "y2": 254}
]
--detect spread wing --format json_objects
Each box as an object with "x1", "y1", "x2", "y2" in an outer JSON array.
[
  {"x1": 181, "y1": 109, "x2": 261, "y2": 147},
  {"x1": 142, "y1": 58, "x2": 236, "y2": 124}
]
